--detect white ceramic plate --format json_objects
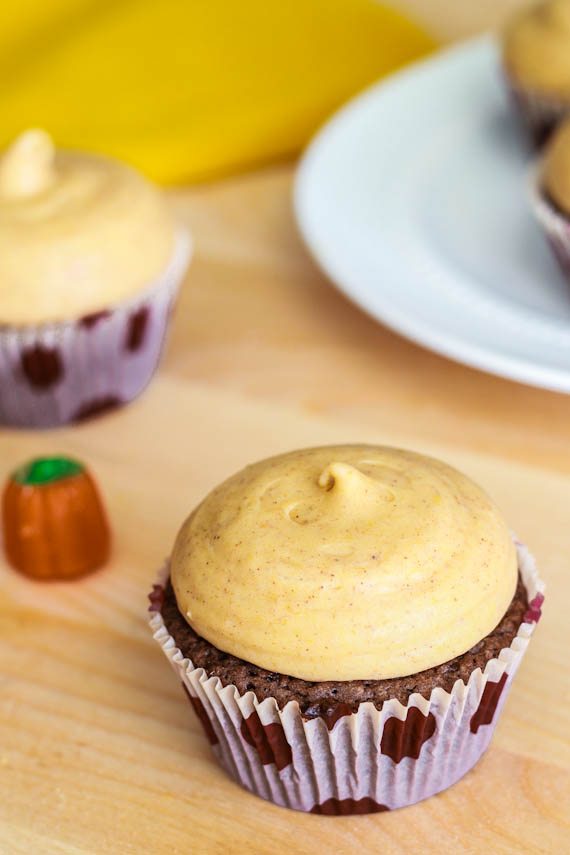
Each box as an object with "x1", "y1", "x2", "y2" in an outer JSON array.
[{"x1": 294, "y1": 37, "x2": 570, "y2": 393}]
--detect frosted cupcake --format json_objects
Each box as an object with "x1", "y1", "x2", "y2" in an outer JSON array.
[
  {"x1": 502, "y1": 0, "x2": 570, "y2": 146},
  {"x1": 530, "y1": 118, "x2": 570, "y2": 276},
  {"x1": 0, "y1": 130, "x2": 191, "y2": 428},
  {"x1": 149, "y1": 445, "x2": 544, "y2": 815}
]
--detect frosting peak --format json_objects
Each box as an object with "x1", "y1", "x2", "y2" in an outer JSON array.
[
  {"x1": 0, "y1": 129, "x2": 176, "y2": 325},
  {"x1": 307, "y1": 461, "x2": 395, "y2": 525},
  {"x1": 0, "y1": 130, "x2": 56, "y2": 198},
  {"x1": 171, "y1": 445, "x2": 518, "y2": 682},
  {"x1": 318, "y1": 459, "x2": 392, "y2": 496}
]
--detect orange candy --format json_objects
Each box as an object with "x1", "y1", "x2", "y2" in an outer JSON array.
[{"x1": 2, "y1": 456, "x2": 111, "y2": 580}]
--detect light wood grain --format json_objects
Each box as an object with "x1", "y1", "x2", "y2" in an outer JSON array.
[
  {"x1": 167, "y1": 166, "x2": 570, "y2": 476},
  {"x1": 0, "y1": 383, "x2": 569, "y2": 854},
  {"x1": 2, "y1": 3, "x2": 570, "y2": 849}
]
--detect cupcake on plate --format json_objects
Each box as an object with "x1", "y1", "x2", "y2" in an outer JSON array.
[
  {"x1": 149, "y1": 445, "x2": 544, "y2": 815},
  {"x1": 0, "y1": 129, "x2": 191, "y2": 428},
  {"x1": 530, "y1": 117, "x2": 570, "y2": 276},
  {"x1": 502, "y1": 0, "x2": 570, "y2": 146}
]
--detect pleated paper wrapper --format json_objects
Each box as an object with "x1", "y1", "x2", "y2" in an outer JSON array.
[
  {"x1": 0, "y1": 230, "x2": 191, "y2": 428},
  {"x1": 149, "y1": 541, "x2": 544, "y2": 816},
  {"x1": 530, "y1": 165, "x2": 570, "y2": 279}
]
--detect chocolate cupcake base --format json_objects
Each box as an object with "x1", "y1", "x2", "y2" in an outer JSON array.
[
  {"x1": 149, "y1": 540, "x2": 544, "y2": 815},
  {"x1": 160, "y1": 576, "x2": 528, "y2": 719}
]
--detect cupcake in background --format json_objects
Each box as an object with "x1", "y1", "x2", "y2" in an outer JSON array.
[
  {"x1": 502, "y1": 0, "x2": 570, "y2": 146},
  {"x1": 530, "y1": 117, "x2": 570, "y2": 276},
  {"x1": 149, "y1": 445, "x2": 544, "y2": 815},
  {"x1": 0, "y1": 130, "x2": 191, "y2": 428}
]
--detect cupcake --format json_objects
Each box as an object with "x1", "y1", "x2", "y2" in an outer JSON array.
[
  {"x1": 502, "y1": 0, "x2": 570, "y2": 146},
  {"x1": 530, "y1": 117, "x2": 570, "y2": 275},
  {"x1": 0, "y1": 129, "x2": 191, "y2": 428},
  {"x1": 149, "y1": 445, "x2": 544, "y2": 815}
]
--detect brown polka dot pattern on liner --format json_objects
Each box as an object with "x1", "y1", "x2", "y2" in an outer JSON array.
[
  {"x1": 319, "y1": 703, "x2": 353, "y2": 732},
  {"x1": 79, "y1": 310, "x2": 111, "y2": 329},
  {"x1": 240, "y1": 709, "x2": 292, "y2": 771},
  {"x1": 380, "y1": 707, "x2": 436, "y2": 764},
  {"x1": 125, "y1": 306, "x2": 150, "y2": 352},
  {"x1": 524, "y1": 593, "x2": 544, "y2": 624},
  {"x1": 181, "y1": 684, "x2": 218, "y2": 745},
  {"x1": 311, "y1": 797, "x2": 390, "y2": 816},
  {"x1": 470, "y1": 673, "x2": 508, "y2": 735},
  {"x1": 20, "y1": 344, "x2": 64, "y2": 389},
  {"x1": 72, "y1": 396, "x2": 123, "y2": 423}
]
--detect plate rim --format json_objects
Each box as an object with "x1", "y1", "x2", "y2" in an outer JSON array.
[{"x1": 293, "y1": 35, "x2": 570, "y2": 394}]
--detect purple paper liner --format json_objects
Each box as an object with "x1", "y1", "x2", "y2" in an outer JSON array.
[
  {"x1": 529, "y1": 165, "x2": 570, "y2": 279},
  {"x1": 0, "y1": 230, "x2": 191, "y2": 428},
  {"x1": 149, "y1": 540, "x2": 544, "y2": 815},
  {"x1": 506, "y1": 75, "x2": 570, "y2": 148}
]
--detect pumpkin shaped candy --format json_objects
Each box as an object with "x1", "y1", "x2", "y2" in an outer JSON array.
[{"x1": 2, "y1": 456, "x2": 110, "y2": 580}]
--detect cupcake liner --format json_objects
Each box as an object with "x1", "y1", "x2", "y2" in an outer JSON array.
[
  {"x1": 149, "y1": 540, "x2": 544, "y2": 815},
  {"x1": 529, "y1": 164, "x2": 570, "y2": 278},
  {"x1": 506, "y1": 75, "x2": 570, "y2": 148},
  {"x1": 0, "y1": 230, "x2": 191, "y2": 428}
]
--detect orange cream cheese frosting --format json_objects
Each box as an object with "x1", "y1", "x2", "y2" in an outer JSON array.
[
  {"x1": 542, "y1": 118, "x2": 570, "y2": 213},
  {"x1": 0, "y1": 130, "x2": 176, "y2": 325},
  {"x1": 502, "y1": 0, "x2": 570, "y2": 95},
  {"x1": 171, "y1": 445, "x2": 518, "y2": 682}
]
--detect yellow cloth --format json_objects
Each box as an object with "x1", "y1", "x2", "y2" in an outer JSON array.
[{"x1": 0, "y1": 1, "x2": 434, "y2": 184}]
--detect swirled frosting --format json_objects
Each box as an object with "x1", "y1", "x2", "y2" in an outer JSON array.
[
  {"x1": 503, "y1": 0, "x2": 570, "y2": 95},
  {"x1": 171, "y1": 445, "x2": 517, "y2": 681},
  {"x1": 0, "y1": 130, "x2": 176, "y2": 324},
  {"x1": 542, "y1": 118, "x2": 570, "y2": 213}
]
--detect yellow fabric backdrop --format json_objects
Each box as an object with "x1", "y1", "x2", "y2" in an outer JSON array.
[{"x1": 0, "y1": 1, "x2": 435, "y2": 184}]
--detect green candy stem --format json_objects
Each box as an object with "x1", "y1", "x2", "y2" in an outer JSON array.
[{"x1": 12, "y1": 456, "x2": 85, "y2": 486}]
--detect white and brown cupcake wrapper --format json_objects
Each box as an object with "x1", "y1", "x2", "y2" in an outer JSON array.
[
  {"x1": 529, "y1": 165, "x2": 570, "y2": 278},
  {"x1": 149, "y1": 540, "x2": 544, "y2": 815},
  {"x1": 506, "y1": 77, "x2": 570, "y2": 148},
  {"x1": 0, "y1": 230, "x2": 191, "y2": 429}
]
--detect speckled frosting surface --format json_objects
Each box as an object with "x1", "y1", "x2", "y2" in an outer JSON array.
[
  {"x1": 162, "y1": 574, "x2": 528, "y2": 716},
  {"x1": 0, "y1": 130, "x2": 176, "y2": 324},
  {"x1": 171, "y1": 445, "x2": 518, "y2": 681}
]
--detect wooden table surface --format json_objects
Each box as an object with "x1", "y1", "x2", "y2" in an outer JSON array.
[{"x1": 2, "y1": 6, "x2": 570, "y2": 853}]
